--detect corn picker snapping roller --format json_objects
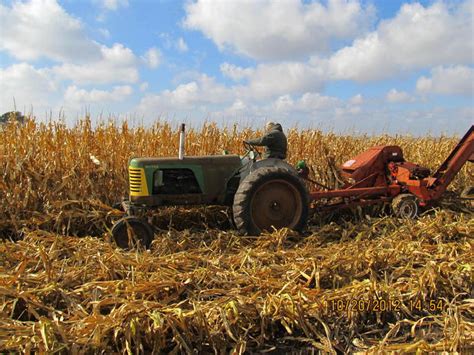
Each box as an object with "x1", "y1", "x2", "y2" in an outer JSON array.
[{"x1": 111, "y1": 125, "x2": 474, "y2": 249}]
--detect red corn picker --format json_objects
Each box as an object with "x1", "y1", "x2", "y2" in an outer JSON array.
[{"x1": 303, "y1": 125, "x2": 474, "y2": 218}]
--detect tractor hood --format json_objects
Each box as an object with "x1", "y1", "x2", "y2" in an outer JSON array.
[
  {"x1": 130, "y1": 154, "x2": 242, "y2": 168},
  {"x1": 128, "y1": 154, "x2": 243, "y2": 206}
]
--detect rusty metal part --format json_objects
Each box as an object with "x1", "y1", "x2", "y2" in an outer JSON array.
[
  {"x1": 250, "y1": 179, "x2": 303, "y2": 231},
  {"x1": 111, "y1": 216, "x2": 154, "y2": 249},
  {"x1": 311, "y1": 186, "x2": 389, "y2": 200},
  {"x1": 308, "y1": 125, "x2": 473, "y2": 216},
  {"x1": 312, "y1": 196, "x2": 393, "y2": 212},
  {"x1": 340, "y1": 145, "x2": 403, "y2": 188},
  {"x1": 233, "y1": 166, "x2": 309, "y2": 235},
  {"x1": 460, "y1": 186, "x2": 474, "y2": 200},
  {"x1": 392, "y1": 194, "x2": 419, "y2": 219},
  {"x1": 426, "y1": 125, "x2": 474, "y2": 199}
]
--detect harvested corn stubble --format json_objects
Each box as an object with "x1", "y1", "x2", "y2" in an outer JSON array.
[{"x1": 0, "y1": 118, "x2": 473, "y2": 353}]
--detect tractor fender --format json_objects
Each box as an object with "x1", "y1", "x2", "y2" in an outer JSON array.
[
  {"x1": 245, "y1": 158, "x2": 297, "y2": 178},
  {"x1": 225, "y1": 158, "x2": 298, "y2": 206},
  {"x1": 238, "y1": 158, "x2": 298, "y2": 188}
]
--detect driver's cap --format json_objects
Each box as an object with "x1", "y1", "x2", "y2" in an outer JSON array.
[{"x1": 265, "y1": 121, "x2": 276, "y2": 131}]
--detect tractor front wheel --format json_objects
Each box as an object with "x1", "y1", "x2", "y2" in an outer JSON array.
[
  {"x1": 111, "y1": 216, "x2": 154, "y2": 249},
  {"x1": 233, "y1": 167, "x2": 309, "y2": 235},
  {"x1": 392, "y1": 194, "x2": 419, "y2": 219}
]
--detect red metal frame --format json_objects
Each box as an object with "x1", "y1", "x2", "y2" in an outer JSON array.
[{"x1": 308, "y1": 125, "x2": 474, "y2": 211}]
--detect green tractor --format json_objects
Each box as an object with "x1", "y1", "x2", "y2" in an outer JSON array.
[{"x1": 111, "y1": 125, "x2": 309, "y2": 248}]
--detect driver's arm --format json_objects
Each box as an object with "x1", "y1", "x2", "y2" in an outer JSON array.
[{"x1": 246, "y1": 132, "x2": 273, "y2": 146}]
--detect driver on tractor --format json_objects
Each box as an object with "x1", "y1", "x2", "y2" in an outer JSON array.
[{"x1": 245, "y1": 122, "x2": 287, "y2": 159}]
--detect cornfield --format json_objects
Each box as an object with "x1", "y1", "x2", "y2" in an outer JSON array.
[{"x1": 0, "y1": 118, "x2": 473, "y2": 353}]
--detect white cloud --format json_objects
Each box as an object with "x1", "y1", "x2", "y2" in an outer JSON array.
[
  {"x1": 158, "y1": 33, "x2": 173, "y2": 49},
  {"x1": 139, "y1": 82, "x2": 149, "y2": 92},
  {"x1": 335, "y1": 105, "x2": 361, "y2": 116},
  {"x1": 158, "y1": 33, "x2": 189, "y2": 53},
  {"x1": 228, "y1": 99, "x2": 247, "y2": 113},
  {"x1": 269, "y1": 92, "x2": 340, "y2": 116},
  {"x1": 216, "y1": 99, "x2": 253, "y2": 119},
  {"x1": 168, "y1": 60, "x2": 327, "y2": 102},
  {"x1": 138, "y1": 63, "x2": 329, "y2": 116},
  {"x1": 1, "y1": 0, "x2": 469, "y2": 135},
  {"x1": 386, "y1": 89, "x2": 413, "y2": 103},
  {"x1": 98, "y1": 28, "x2": 111, "y2": 39},
  {"x1": 99, "y1": 0, "x2": 128, "y2": 11},
  {"x1": 135, "y1": 73, "x2": 471, "y2": 135},
  {"x1": 297, "y1": 92, "x2": 340, "y2": 111},
  {"x1": 220, "y1": 63, "x2": 254, "y2": 81},
  {"x1": 273, "y1": 95, "x2": 295, "y2": 112},
  {"x1": 0, "y1": 0, "x2": 141, "y2": 88},
  {"x1": 52, "y1": 43, "x2": 139, "y2": 84},
  {"x1": 176, "y1": 38, "x2": 189, "y2": 52},
  {"x1": 244, "y1": 61, "x2": 326, "y2": 99},
  {"x1": 137, "y1": 74, "x2": 233, "y2": 114},
  {"x1": 349, "y1": 94, "x2": 364, "y2": 105},
  {"x1": 64, "y1": 85, "x2": 133, "y2": 104},
  {"x1": 142, "y1": 47, "x2": 162, "y2": 69},
  {"x1": 215, "y1": 1, "x2": 474, "y2": 99},
  {"x1": 184, "y1": 0, "x2": 374, "y2": 60},
  {"x1": 0, "y1": 63, "x2": 57, "y2": 113},
  {"x1": 0, "y1": 0, "x2": 101, "y2": 63},
  {"x1": 328, "y1": 1, "x2": 473, "y2": 81},
  {"x1": 416, "y1": 66, "x2": 474, "y2": 96}
]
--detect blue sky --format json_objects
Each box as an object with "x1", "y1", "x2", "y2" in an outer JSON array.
[{"x1": 0, "y1": 0, "x2": 472, "y2": 134}]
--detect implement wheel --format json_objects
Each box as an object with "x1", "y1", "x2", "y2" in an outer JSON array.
[
  {"x1": 461, "y1": 186, "x2": 474, "y2": 199},
  {"x1": 233, "y1": 167, "x2": 309, "y2": 235},
  {"x1": 111, "y1": 216, "x2": 154, "y2": 249},
  {"x1": 392, "y1": 194, "x2": 419, "y2": 219}
]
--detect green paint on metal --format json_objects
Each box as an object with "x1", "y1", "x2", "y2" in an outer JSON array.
[
  {"x1": 146, "y1": 164, "x2": 205, "y2": 193},
  {"x1": 131, "y1": 159, "x2": 206, "y2": 195},
  {"x1": 143, "y1": 167, "x2": 154, "y2": 194},
  {"x1": 296, "y1": 160, "x2": 307, "y2": 169},
  {"x1": 129, "y1": 158, "x2": 143, "y2": 168}
]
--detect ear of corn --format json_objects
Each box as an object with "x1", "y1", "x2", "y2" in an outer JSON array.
[{"x1": 0, "y1": 117, "x2": 472, "y2": 353}]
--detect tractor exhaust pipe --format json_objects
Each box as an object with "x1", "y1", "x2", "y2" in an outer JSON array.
[{"x1": 178, "y1": 123, "x2": 185, "y2": 160}]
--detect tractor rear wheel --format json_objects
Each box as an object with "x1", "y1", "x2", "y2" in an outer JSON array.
[
  {"x1": 233, "y1": 167, "x2": 309, "y2": 235},
  {"x1": 111, "y1": 216, "x2": 154, "y2": 249},
  {"x1": 392, "y1": 194, "x2": 419, "y2": 219}
]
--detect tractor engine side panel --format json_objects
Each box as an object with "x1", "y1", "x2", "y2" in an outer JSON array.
[{"x1": 129, "y1": 155, "x2": 241, "y2": 206}]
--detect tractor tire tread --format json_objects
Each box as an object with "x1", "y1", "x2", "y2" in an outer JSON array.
[
  {"x1": 232, "y1": 166, "x2": 309, "y2": 235},
  {"x1": 111, "y1": 216, "x2": 154, "y2": 249}
]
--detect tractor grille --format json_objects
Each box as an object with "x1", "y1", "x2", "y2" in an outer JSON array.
[{"x1": 129, "y1": 168, "x2": 143, "y2": 193}]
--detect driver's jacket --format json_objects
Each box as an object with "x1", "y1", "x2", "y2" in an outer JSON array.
[{"x1": 246, "y1": 123, "x2": 287, "y2": 159}]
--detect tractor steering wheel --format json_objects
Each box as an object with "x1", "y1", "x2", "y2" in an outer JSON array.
[{"x1": 243, "y1": 141, "x2": 261, "y2": 160}]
